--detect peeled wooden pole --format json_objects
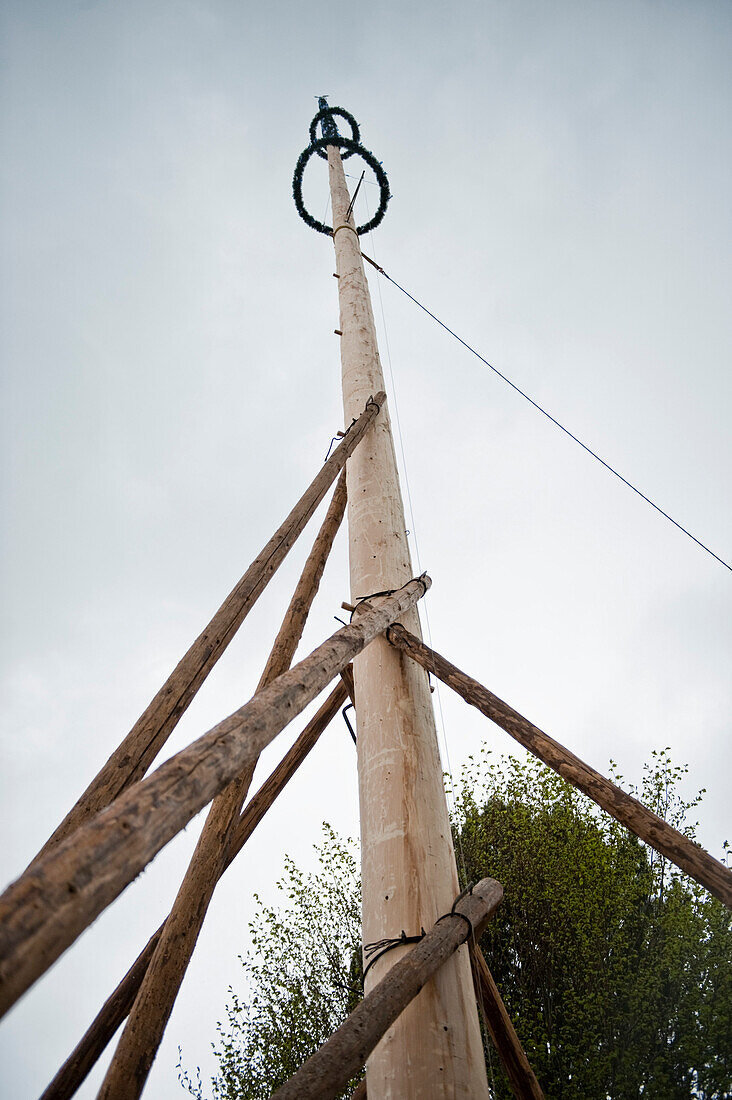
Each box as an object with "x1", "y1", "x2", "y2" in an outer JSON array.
[
  {"x1": 328, "y1": 139, "x2": 488, "y2": 1096},
  {"x1": 99, "y1": 474, "x2": 347, "y2": 1100},
  {"x1": 0, "y1": 575, "x2": 429, "y2": 1017},
  {"x1": 469, "y1": 944, "x2": 545, "y2": 1100},
  {"x1": 41, "y1": 681, "x2": 348, "y2": 1100},
  {"x1": 271, "y1": 877, "x2": 503, "y2": 1100},
  {"x1": 387, "y1": 625, "x2": 732, "y2": 909},
  {"x1": 32, "y1": 399, "x2": 381, "y2": 865}
]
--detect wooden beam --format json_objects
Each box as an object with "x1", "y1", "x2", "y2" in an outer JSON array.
[
  {"x1": 329, "y1": 135, "x2": 486, "y2": 1099},
  {"x1": 271, "y1": 877, "x2": 503, "y2": 1100},
  {"x1": 469, "y1": 944, "x2": 544, "y2": 1100},
  {"x1": 387, "y1": 625, "x2": 732, "y2": 909},
  {"x1": 31, "y1": 398, "x2": 381, "y2": 864},
  {"x1": 230, "y1": 677, "x2": 349, "y2": 861},
  {"x1": 40, "y1": 681, "x2": 348, "y2": 1100},
  {"x1": 0, "y1": 575, "x2": 429, "y2": 1017},
  {"x1": 98, "y1": 473, "x2": 348, "y2": 1100}
]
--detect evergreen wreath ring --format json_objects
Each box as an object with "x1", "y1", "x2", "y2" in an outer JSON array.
[
  {"x1": 309, "y1": 107, "x2": 360, "y2": 159},
  {"x1": 292, "y1": 136, "x2": 391, "y2": 236}
]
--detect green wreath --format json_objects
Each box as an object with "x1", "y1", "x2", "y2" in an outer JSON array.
[
  {"x1": 309, "y1": 106, "x2": 360, "y2": 159},
  {"x1": 292, "y1": 135, "x2": 391, "y2": 236}
]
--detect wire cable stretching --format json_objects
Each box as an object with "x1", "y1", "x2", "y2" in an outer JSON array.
[{"x1": 360, "y1": 253, "x2": 730, "y2": 574}]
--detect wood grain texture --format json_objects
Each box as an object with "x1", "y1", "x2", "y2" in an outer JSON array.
[
  {"x1": 469, "y1": 944, "x2": 544, "y2": 1100},
  {"x1": 32, "y1": 406, "x2": 378, "y2": 865},
  {"x1": 387, "y1": 624, "x2": 732, "y2": 909},
  {"x1": 97, "y1": 473, "x2": 349, "y2": 1099},
  {"x1": 329, "y1": 142, "x2": 489, "y2": 1098},
  {"x1": 40, "y1": 681, "x2": 348, "y2": 1100},
  {"x1": 0, "y1": 576, "x2": 428, "y2": 1018},
  {"x1": 271, "y1": 877, "x2": 503, "y2": 1100}
]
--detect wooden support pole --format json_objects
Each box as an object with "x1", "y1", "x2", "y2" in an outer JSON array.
[
  {"x1": 0, "y1": 575, "x2": 429, "y2": 1017},
  {"x1": 98, "y1": 474, "x2": 348, "y2": 1100},
  {"x1": 387, "y1": 625, "x2": 732, "y2": 909},
  {"x1": 40, "y1": 681, "x2": 348, "y2": 1100},
  {"x1": 39, "y1": 930, "x2": 162, "y2": 1100},
  {"x1": 229, "y1": 677, "x2": 349, "y2": 861},
  {"x1": 32, "y1": 400, "x2": 380, "y2": 864},
  {"x1": 328, "y1": 134, "x2": 488, "y2": 1097},
  {"x1": 469, "y1": 944, "x2": 545, "y2": 1100},
  {"x1": 271, "y1": 877, "x2": 503, "y2": 1100}
]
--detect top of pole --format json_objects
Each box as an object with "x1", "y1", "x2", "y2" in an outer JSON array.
[
  {"x1": 292, "y1": 98, "x2": 391, "y2": 236},
  {"x1": 316, "y1": 96, "x2": 340, "y2": 140}
]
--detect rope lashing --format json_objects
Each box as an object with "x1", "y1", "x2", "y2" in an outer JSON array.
[
  {"x1": 333, "y1": 223, "x2": 359, "y2": 239},
  {"x1": 363, "y1": 884, "x2": 477, "y2": 981},
  {"x1": 363, "y1": 929, "x2": 427, "y2": 981},
  {"x1": 293, "y1": 99, "x2": 391, "y2": 236}
]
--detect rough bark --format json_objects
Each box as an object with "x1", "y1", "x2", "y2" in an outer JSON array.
[
  {"x1": 0, "y1": 575, "x2": 429, "y2": 1017},
  {"x1": 387, "y1": 624, "x2": 732, "y2": 909},
  {"x1": 469, "y1": 944, "x2": 544, "y2": 1100},
  {"x1": 271, "y1": 878, "x2": 503, "y2": 1100},
  {"x1": 40, "y1": 682, "x2": 348, "y2": 1100},
  {"x1": 39, "y1": 930, "x2": 162, "y2": 1100},
  {"x1": 32, "y1": 404, "x2": 379, "y2": 865},
  {"x1": 97, "y1": 473, "x2": 347, "y2": 1099}
]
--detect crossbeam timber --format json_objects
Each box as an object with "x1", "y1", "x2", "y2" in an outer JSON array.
[
  {"x1": 40, "y1": 681, "x2": 348, "y2": 1100},
  {"x1": 469, "y1": 943, "x2": 544, "y2": 1100},
  {"x1": 0, "y1": 574, "x2": 429, "y2": 1017},
  {"x1": 31, "y1": 395, "x2": 383, "y2": 865},
  {"x1": 271, "y1": 877, "x2": 503, "y2": 1100},
  {"x1": 387, "y1": 625, "x2": 732, "y2": 909}
]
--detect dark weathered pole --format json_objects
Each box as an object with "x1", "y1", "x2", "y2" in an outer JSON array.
[
  {"x1": 230, "y1": 677, "x2": 349, "y2": 860},
  {"x1": 99, "y1": 473, "x2": 348, "y2": 1100},
  {"x1": 469, "y1": 944, "x2": 544, "y2": 1100},
  {"x1": 387, "y1": 625, "x2": 732, "y2": 909},
  {"x1": 40, "y1": 681, "x2": 348, "y2": 1100},
  {"x1": 39, "y1": 930, "x2": 162, "y2": 1100},
  {"x1": 271, "y1": 877, "x2": 503, "y2": 1100},
  {"x1": 32, "y1": 398, "x2": 381, "y2": 864},
  {"x1": 0, "y1": 575, "x2": 429, "y2": 1017}
]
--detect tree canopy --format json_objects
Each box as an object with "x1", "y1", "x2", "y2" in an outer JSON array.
[{"x1": 179, "y1": 750, "x2": 731, "y2": 1099}]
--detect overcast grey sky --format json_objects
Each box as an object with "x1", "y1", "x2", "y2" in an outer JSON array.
[{"x1": 1, "y1": 1, "x2": 730, "y2": 1096}]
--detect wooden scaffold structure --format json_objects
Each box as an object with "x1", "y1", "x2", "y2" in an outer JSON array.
[{"x1": 1, "y1": 99, "x2": 731, "y2": 1100}]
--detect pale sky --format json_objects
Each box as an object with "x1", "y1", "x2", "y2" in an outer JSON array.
[{"x1": 1, "y1": 1, "x2": 730, "y2": 1097}]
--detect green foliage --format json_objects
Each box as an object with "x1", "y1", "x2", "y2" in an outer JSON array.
[
  {"x1": 178, "y1": 824, "x2": 362, "y2": 1100},
  {"x1": 180, "y1": 752, "x2": 731, "y2": 1100},
  {"x1": 455, "y1": 748, "x2": 731, "y2": 1099}
]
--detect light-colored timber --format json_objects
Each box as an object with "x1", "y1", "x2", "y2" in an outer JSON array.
[
  {"x1": 31, "y1": 402, "x2": 379, "y2": 866},
  {"x1": 387, "y1": 624, "x2": 732, "y2": 909},
  {"x1": 40, "y1": 681, "x2": 349, "y2": 1100},
  {"x1": 328, "y1": 142, "x2": 489, "y2": 1098},
  {"x1": 98, "y1": 473, "x2": 348, "y2": 1100},
  {"x1": 469, "y1": 944, "x2": 545, "y2": 1100},
  {"x1": 0, "y1": 576, "x2": 429, "y2": 1017},
  {"x1": 271, "y1": 877, "x2": 503, "y2": 1100}
]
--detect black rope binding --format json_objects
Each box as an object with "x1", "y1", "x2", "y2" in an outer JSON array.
[
  {"x1": 293, "y1": 99, "x2": 391, "y2": 237},
  {"x1": 363, "y1": 929, "x2": 426, "y2": 982},
  {"x1": 362, "y1": 883, "x2": 477, "y2": 981}
]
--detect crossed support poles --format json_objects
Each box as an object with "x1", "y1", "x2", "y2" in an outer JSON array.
[{"x1": 1, "y1": 386, "x2": 731, "y2": 1099}]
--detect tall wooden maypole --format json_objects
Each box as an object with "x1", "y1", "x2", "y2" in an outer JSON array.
[{"x1": 294, "y1": 100, "x2": 489, "y2": 1097}]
